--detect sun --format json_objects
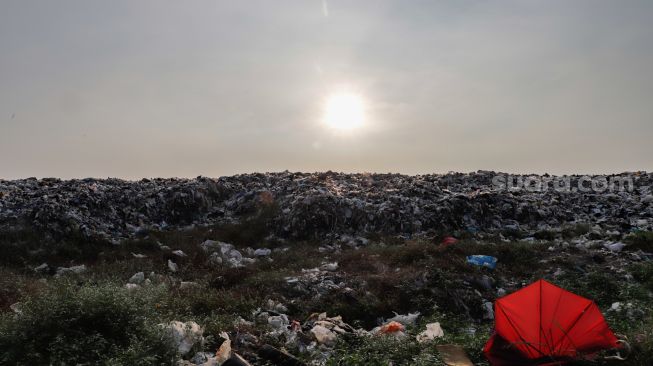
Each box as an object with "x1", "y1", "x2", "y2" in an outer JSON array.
[{"x1": 323, "y1": 93, "x2": 365, "y2": 130}]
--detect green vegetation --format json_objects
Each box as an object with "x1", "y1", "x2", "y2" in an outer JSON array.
[
  {"x1": 625, "y1": 231, "x2": 653, "y2": 252},
  {"x1": 0, "y1": 281, "x2": 177, "y2": 366}
]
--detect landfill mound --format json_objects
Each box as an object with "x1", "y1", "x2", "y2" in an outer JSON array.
[{"x1": 1, "y1": 171, "x2": 651, "y2": 242}]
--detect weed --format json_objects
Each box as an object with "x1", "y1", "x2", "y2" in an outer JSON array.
[
  {"x1": 0, "y1": 281, "x2": 177, "y2": 366},
  {"x1": 625, "y1": 231, "x2": 653, "y2": 252}
]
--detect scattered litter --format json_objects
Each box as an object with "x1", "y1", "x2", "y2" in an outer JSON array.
[
  {"x1": 604, "y1": 242, "x2": 626, "y2": 253},
  {"x1": 55, "y1": 264, "x2": 87, "y2": 276},
  {"x1": 128, "y1": 272, "x2": 145, "y2": 284},
  {"x1": 320, "y1": 262, "x2": 339, "y2": 272},
  {"x1": 416, "y1": 322, "x2": 444, "y2": 343},
  {"x1": 33, "y1": 263, "x2": 49, "y2": 273},
  {"x1": 310, "y1": 324, "x2": 337, "y2": 346},
  {"x1": 190, "y1": 352, "x2": 215, "y2": 365},
  {"x1": 482, "y1": 301, "x2": 494, "y2": 320},
  {"x1": 208, "y1": 252, "x2": 223, "y2": 266},
  {"x1": 215, "y1": 331, "x2": 232, "y2": 364},
  {"x1": 172, "y1": 249, "x2": 188, "y2": 257},
  {"x1": 466, "y1": 255, "x2": 498, "y2": 269},
  {"x1": 254, "y1": 248, "x2": 272, "y2": 257},
  {"x1": 387, "y1": 311, "x2": 420, "y2": 326},
  {"x1": 163, "y1": 321, "x2": 204, "y2": 355},
  {"x1": 284, "y1": 267, "x2": 346, "y2": 297},
  {"x1": 10, "y1": 302, "x2": 22, "y2": 314},
  {"x1": 266, "y1": 299, "x2": 288, "y2": 313},
  {"x1": 200, "y1": 240, "x2": 221, "y2": 252},
  {"x1": 267, "y1": 314, "x2": 289, "y2": 330},
  {"x1": 374, "y1": 321, "x2": 406, "y2": 338},
  {"x1": 473, "y1": 275, "x2": 494, "y2": 291},
  {"x1": 199, "y1": 240, "x2": 254, "y2": 268},
  {"x1": 440, "y1": 236, "x2": 458, "y2": 247},
  {"x1": 167, "y1": 259, "x2": 178, "y2": 272},
  {"x1": 131, "y1": 252, "x2": 147, "y2": 258}
]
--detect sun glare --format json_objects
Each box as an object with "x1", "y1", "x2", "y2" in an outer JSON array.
[{"x1": 323, "y1": 93, "x2": 365, "y2": 130}]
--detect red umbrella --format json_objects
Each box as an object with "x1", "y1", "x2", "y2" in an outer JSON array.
[{"x1": 484, "y1": 279, "x2": 620, "y2": 365}]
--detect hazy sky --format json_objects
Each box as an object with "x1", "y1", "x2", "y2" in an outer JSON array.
[{"x1": 1, "y1": 0, "x2": 652, "y2": 179}]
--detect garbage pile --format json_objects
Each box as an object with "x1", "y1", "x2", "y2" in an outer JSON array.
[
  {"x1": 284, "y1": 262, "x2": 346, "y2": 298},
  {"x1": 237, "y1": 301, "x2": 443, "y2": 365},
  {"x1": 200, "y1": 240, "x2": 257, "y2": 268},
  {"x1": 1, "y1": 172, "x2": 651, "y2": 242}
]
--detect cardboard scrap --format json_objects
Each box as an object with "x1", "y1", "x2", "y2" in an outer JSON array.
[{"x1": 436, "y1": 344, "x2": 474, "y2": 366}]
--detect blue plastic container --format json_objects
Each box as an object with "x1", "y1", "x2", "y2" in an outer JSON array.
[{"x1": 466, "y1": 255, "x2": 498, "y2": 269}]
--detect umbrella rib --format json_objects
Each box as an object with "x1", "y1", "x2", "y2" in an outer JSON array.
[
  {"x1": 538, "y1": 281, "x2": 555, "y2": 354},
  {"x1": 548, "y1": 284, "x2": 565, "y2": 353},
  {"x1": 497, "y1": 303, "x2": 547, "y2": 358},
  {"x1": 539, "y1": 281, "x2": 543, "y2": 353},
  {"x1": 553, "y1": 301, "x2": 593, "y2": 354},
  {"x1": 538, "y1": 280, "x2": 554, "y2": 354}
]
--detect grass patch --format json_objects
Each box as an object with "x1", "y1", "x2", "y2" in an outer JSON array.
[{"x1": 0, "y1": 281, "x2": 177, "y2": 366}]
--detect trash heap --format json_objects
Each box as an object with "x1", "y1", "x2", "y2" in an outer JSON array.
[
  {"x1": 284, "y1": 262, "x2": 345, "y2": 298},
  {"x1": 1, "y1": 172, "x2": 651, "y2": 242},
  {"x1": 217, "y1": 300, "x2": 447, "y2": 366}
]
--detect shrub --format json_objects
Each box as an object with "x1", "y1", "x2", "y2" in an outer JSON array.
[
  {"x1": 625, "y1": 231, "x2": 653, "y2": 252},
  {"x1": 534, "y1": 230, "x2": 557, "y2": 241},
  {"x1": 631, "y1": 262, "x2": 653, "y2": 293},
  {"x1": 0, "y1": 281, "x2": 178, "y2": 366}
]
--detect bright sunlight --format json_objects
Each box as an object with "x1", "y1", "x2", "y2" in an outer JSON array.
[{"x1": 323, "y1": 93, "x2": 365, "y2": 130}]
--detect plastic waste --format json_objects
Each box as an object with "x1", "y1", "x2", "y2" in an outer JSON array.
[
  {"x1": 466, "y1": 255, "x2": 498, "y2": 269},
  {"x1": 55, "y1": 264, "x2": 87, "y2": 276},
  {"x1": 254, "y1": 248, "x2": 272, "y2": 257},
  {"x1": 172, "y1": 249, "x2": 188, "y2": 257},
  {"x1": 440, "y1": 236, "x2": 458, "y2": 247},
  {"x1": 320, "y1": 262, "x2": 339, "y2": 272},
  {"x1": 310, "y1": 324, "x2": 337, "y2": 346},
  {"x1": 215, "y1": 331, "x2": 232, "y2": 364},
  {"x1": 163, "y1": 321, "x2": 204, "y2": 355},
  {"x1": 416, "y1": 322, "x2": 444, "y2": 343},
  {"x1": 387, "y1": 311, "x2": 420, "y2": 326},
  {"x1": 167, "y1": 259, "x2": 178, "y2": 272},
  {"x1": 10, "y1": 302, "x2": 22, "y2": 314},
  {"x1": 128, "y1": 272, "x2": 145, "y2": 284},
  {"x1": 377, "y1": 321, "x2": 406, "y2": 336},
  {"x1": 33, "y1": 263, "x2": 49, "y2": 273},
  {"x1": 604, "y1": 242, "x2": 626, "y2": 252}
]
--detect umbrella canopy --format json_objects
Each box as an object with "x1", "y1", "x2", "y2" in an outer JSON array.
[{"x1": 484, "y1": 279, "x2": 619, "y2": 365}]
